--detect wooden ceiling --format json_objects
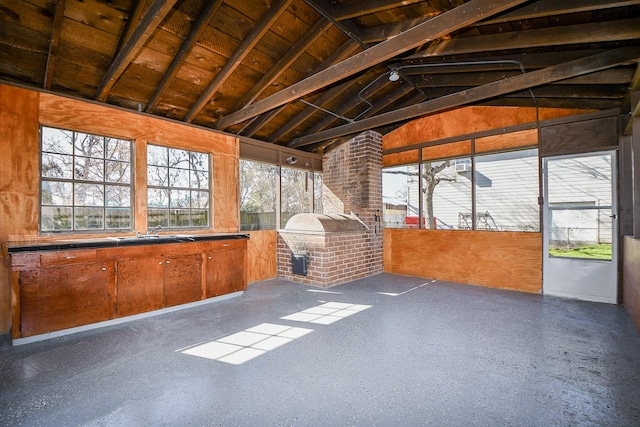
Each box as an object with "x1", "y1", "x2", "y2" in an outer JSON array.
[{"x1": 1, "y1": 0, "x2": 639, "y2": 153}]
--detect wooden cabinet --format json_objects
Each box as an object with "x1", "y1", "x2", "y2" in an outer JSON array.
[
  {"x1": 163, "y1": 253, "x2": 204, "y2": 307},
  {"x1": 10, "y1": 238, "x2": 247, "y2": 338},
  {"x1": 115, "y1": 256, "x2": 164, "y2": 317},
  {"x1": 15, "y1": 251, "x2": 115, "y2": 337},
  {"x1": 205, "y1": 241, "x2": 246, "y2": 298}
]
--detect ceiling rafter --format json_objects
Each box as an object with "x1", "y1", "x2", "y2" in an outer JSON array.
[
  {"x1": 183, "y1": 0, "x2": 294, "y2": 123},
  {"x1": 115, "y1": 0, "x2": 148, "y2": 53},
  {"x1": 232, "y1": 17, "x2": 333, "y2": 111},
  {"x1": 145, "y1": 0, "x2": 224, "y2": 113},
  {"x1": 289, "y1": 46, "x2": 640, "y2": 148},
  {"x1": 215, "y1": 0, "x2": 529, "y2": 130},
  {"x1": 239, "y1": 105, "x2": 287, "y2": 138},
  {"x1": 332, "y1": 0, "x2": 425, "y2": 20},
  {"x1": 622, "y1": 64, "x2": 640, "y2": 134},
  {"x1": 480, "y1": 0, "x2": 640, "y2": 25},
  {"x1": 304, "y1": 0, "x2": 366, "y2": 48},
  {"x1": 265, "y1": 39, "x2": 362, "y2": 142},
  {"x1": 95, "y1": 0, "x2": 177, "y2": 102},
  {"x1": 408, "y1": 17, "x2": 640, "y2": 59},
  {"x1": 43, "y1": 0, "x2": 66, "y2": 90}
]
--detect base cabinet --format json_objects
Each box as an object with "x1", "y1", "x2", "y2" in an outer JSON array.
[
  {"x1": 11, "y1": 238, "x2": 247, "y2": 338},
  {"x1": 19, "y1": 262, "x2": 114, "y2": 336}
]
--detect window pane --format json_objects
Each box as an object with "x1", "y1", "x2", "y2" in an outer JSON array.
[
  {"x1": 170, "y1": 189, "x2": 190, "y2": 208},
  {"x1": 74, "y1": 156, "x2": 104, "y2": 181},
  {"x1": 148, "y1": 165, "x2": 168, "y2": 186},
  {"x1": 106, "y1": 160, "x2": 130, "y2": 184},
  {"x1": 549, "y1": 208, "x2": 612, "y2": 260},
  {"x1": 190, "y1": 152, "x2": 208, "y2": 171},
  {"x1": 42, "y1": 153, "x2": 73, "y2": 179},
  {"x1": 190, "y1": 170, "x2": 209, "y2": 189},
  {"x1": 170, "y1": 209, "x2": 190, "y2": 227},
  {"x1": 147, "y1": 145, "x2": 167, "y2": 166},
  {"x1": 382, "y1": 165, "x2": 419, "y2": 228},
  {"x1": 41, "y1": 127, "x2": 73, "y2": 154},
  {"x1": 422, "y1": 158, "x2": 472, "y2": 230},
  {"x1": 148, "y1": 188, "x2": 169, "y2": 208},
  {"x1": 169, "y1": 167, "x2": 189, "y2": 188},
  {"x1": 106, "y1": 185, "x2": 130, "y2": 207},
  {"x1": 240, "y1": 159, "x2": 277, "y2": 231},
  {"x1": 75, "y1": 207, "x2": 104, "y2": 229},
  {"x1": 547, "y1": 155, "x2": 612, "y2": 206},
  {"x1": 105, "y1": 138, "x2": 130, "y2": 161},
  {"x1": 314, "y1": 172, "x2": 323, "y2": 214},
  {"x1": 168, "y1": 148, "x2": 189, "y2": 168},
  {"x1": 280, "y1": 167, "x2": 310, "y2": 228},
  {"x1": 75, "y1": 183, "x2": 104, "y2": 206},
  {"x1": 475, "y1": 149, "x2": 539, "y2": 232},
  {"x1": 106, "y1": 208, "x2": 131, "y2": 229},
  {"x1": 148, "y1": 209, "x2": 169, "y2": 227},
  {"x1": 191, "y1": 191, "x2": 209, "y2": 209},
  {"x1": 191, "y1": 210, "x2": 209, "y2": 227},
  {"x1": 74, "y1": 133, "x2": 104, "y2": 158},
  {"x1": 42, "y1": 181, "x2": 73, "y2": 205},
  {"x1": 41, "y1": 206, "x2": 72, "y2": 231}
]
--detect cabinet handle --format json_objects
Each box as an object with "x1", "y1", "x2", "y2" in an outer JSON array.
[
  {"x1": 165, "y1": 261, "x2": 170, "y2": 264},
  {"x1": 101, "y1": 267, "x2": 107, "y2": 271},
  {"x1": 65, "y1": 256, "x2": 76, "y2": 259},
  {"x1": 159, "y1": 261, "x2": 163, "y2": 265},
  {"x1": 223, "y1": 244, "x2": 229, "y2": 247},
  {"x1": 208, "y1": 256, "x2": 212, "y2": 260}
]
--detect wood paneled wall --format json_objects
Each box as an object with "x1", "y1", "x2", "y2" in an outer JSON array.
[
  {"x1": 246, "y1": 230, "x2": 277, "y2": 283},
  {"x1": 623, "y1": 237, "x2": 640, "y2": 335},
  {"x1": 0, "y1": 84, "x2": 241, "y2": 336},
  {"x1": 384, "y1": 229, "x2": 542, "y2": 293}
]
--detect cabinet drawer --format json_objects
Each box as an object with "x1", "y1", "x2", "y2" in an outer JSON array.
[
  {"x1": 40, "y1": 250, "x2": 97, "y2": 266},
  {"x1": 210, "y1": 239, "x2": 245, "y2": 251}
]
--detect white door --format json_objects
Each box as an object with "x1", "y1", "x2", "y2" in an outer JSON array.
[{"x1": 542, "y1": 151, "x2": 618, "y2": 303}]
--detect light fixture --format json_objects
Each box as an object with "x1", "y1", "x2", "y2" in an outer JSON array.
[
  {"x1": 388, "y1": 70, "x2": 400, "y2": 82},
  {"x1": 285, "y1": 156, "x2": 297, "y2": 165}
]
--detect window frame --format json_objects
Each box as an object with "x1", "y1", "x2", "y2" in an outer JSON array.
[
  {"x1": 146, "y1": 143, "x2": 212, "y2": 230},
  {"x1": 39, "y1": 125, "x2": 134, "y2": 234}
]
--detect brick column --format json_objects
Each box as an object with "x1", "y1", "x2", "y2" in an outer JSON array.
[{"x1": 322, "y1": 130, "x2": 383, "y2": 275}]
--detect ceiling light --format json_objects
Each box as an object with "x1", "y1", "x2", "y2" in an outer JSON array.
[{"x1": 389, "y1": 70, "x2": 400, "y2": 82}]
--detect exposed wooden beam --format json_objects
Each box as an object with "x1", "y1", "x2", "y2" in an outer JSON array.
[
  {"x1": 304, "y1": 0, "x2": 366, "y2": 47},
  {"x1": 232, "y1": 17, "x2": 333, "y2": 110},
  {"x1": 43, "y1": 0, "x2": 66, "y2": 90},
  {"x1": 333, "y1": 0, "x2": 424, "y2": 20},
  {"x1": 215, "y1": 0, "x2": 529, "y2": 130},
  {"x1": 360, "y1": 15, "x2": 435, "y2": 44},
  {"x1": 289, "y1": 46, "x2": 640, "y2": 148},
  {"x1": 267, "y1": 40, "x2": 361, "y2": 142},
  {"x1": 183, "y1": 0, "x2": 294, "y2": 123},
  {"x1": 481, "y1": 0, "x2": 640, "y2": 25},
  {"x1": 116, "y1": 0, "x2": 148, "y2": 53},
  {"x1": 408, "y1": 17, "x2": 640, "y2": 59},
  {"x1": 145, "y1": 0, "x2": 223, "y2": 113},
  {"x1": 95, "y1": 0, "x2": 177, "y2": 102},
  {"x1": 414, "y1": 69, "x2": 634, "y2": 88},
  {"x1": 239, "y1": 105, "x2": 287, "y2": 138},
  {"x1": 623, "y1": 64, "x2": 640, "y2": 134}
]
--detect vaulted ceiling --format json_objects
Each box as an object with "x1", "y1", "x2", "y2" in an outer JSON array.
[{"x1": 1, "y1": 0, "x2": 639, "y2": 153}]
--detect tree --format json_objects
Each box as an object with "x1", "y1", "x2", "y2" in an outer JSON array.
[{"x1": 383, "y1": 161, "x2": 453, "y2": 229}]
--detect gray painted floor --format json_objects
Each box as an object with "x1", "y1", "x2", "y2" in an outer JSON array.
[{"x1": 1, "y1": 273, "x2": 640, "y2": 426}]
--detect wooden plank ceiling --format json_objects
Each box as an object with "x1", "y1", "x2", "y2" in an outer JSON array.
[{"x1": 1, "y1": 0, "x2": 639, "y2": 153}]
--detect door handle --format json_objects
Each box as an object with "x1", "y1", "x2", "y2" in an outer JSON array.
[{"x1": 609, "y1": 214, "x2": 617, "y2": 219}]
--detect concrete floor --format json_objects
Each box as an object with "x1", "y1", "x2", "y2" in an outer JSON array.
[{"x1": 1, "y1": 273, "x2": 640, "y2": 426}]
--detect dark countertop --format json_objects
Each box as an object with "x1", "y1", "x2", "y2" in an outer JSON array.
[{"x1": 7, "y1": 233, "x2": 250, "y2": 253}]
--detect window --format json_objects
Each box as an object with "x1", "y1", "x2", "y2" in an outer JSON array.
[
  {"x1": 475, "y1": 149, "x2": 539, "y2": 232},
  {"x1": 147, "y1": 144, "x2": 210, "y2": 229},
  {"x1": 382, "y1": 165, "x2": 420, "y2": 228},
  {"x1": 240, "y1": 159, "x2": 277, "y2": 231},
  {"x1": 280, "y1": 166, "x2": 311, "y2": 228},
  {"x1": 40, "y1": 126, "x2": 132, "y2": 232},
  {"x1": 422, "y1": 158, "x2": 472, "y2": 230}
]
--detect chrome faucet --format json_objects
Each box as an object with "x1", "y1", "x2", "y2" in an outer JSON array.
[{"x1": 147, "y1": 224, "x2": 162, "y2": 236}]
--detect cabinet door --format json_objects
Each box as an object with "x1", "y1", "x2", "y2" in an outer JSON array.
[
  {"x1": 205, "y1": 246, "x2": 246, "y2": 298},
  {"x1": 163, "y1": 253, "x2": 204, "y2": 307},
  {"x1": 116, "y1": 257, "x2": 164, "y2": 317},
  {"x1": 20, "y1": 262, "x2": 113, "y2": 337}
]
